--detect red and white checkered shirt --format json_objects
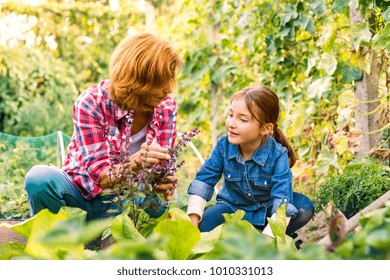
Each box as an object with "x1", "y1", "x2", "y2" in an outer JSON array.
[{"x1": 62, "y1": 80, "x2": 177, "y2": 199}]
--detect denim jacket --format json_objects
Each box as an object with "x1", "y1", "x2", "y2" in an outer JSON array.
[{"x1": 188, "y1": 135, "x2": 298, "y2": 226}]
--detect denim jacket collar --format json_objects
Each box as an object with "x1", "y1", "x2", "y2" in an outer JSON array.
[{"x1": 227, "y1": 136, "x2": 272, "y2": 166}]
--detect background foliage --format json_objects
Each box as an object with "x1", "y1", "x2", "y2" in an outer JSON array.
[{"x1": 0, "y1": 0, "x2": 389, "y2": 218}]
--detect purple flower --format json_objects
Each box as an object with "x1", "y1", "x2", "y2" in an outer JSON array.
[{"x1": 105, "y1": 111, "x2": 200, "y2": 229}]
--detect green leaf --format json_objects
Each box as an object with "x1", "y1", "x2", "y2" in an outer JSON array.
[
  {"x1": 2, "y1": 218, "x2": 34, "y2": 239},
  {"x1": 0, "y1": 242, "x2": 26, "y2": 260},
  {"x1": 111, "y1": 213, "x2": 145, "y2": 242},
  {"x1": 318, "y1": 53, "x2": 337, "y2": 75},
  {"x1": 79, "y1": 217, "x2": 113, "y2": 244},
  {"x1": 338, "y1": 64, "x2": 362, "y2": 83},
  {"x1": 23, "y1": 208, "x2": 85, "y2": 259},
  {"x1": 310, "y1": 0, "x2": 327, "y2": 15},
  {"x1": 338, "y1": 89, "x2": 359, "y2": 109},
  {"x1": 206, "y1": 220, "x2": 277, "y2": 259},
  {"x1": 267, "y1": 204, "x2": 287, "y2": 243},
  {"x1": 383, "y1": 7, "x2": 390, "y2": 22},
  {"x1": 307, "y1": 76, "x2": 333, "y2": 99},
  {"x1": 222, "y1": 209, "x2": 246, "y2": 223},
  {"x1": 373, "y1": 23, "x2": 390, "y2": 51},
  {"x1": 154, "y1": 211, "x2": 200, "y2": 260},
  {"x1": 366, "y1": 225, "x2": 390, "y2": 250},
  {"x1": 351, "y1": 21, "x2": 372, "y2": 50},
  {"x1": 192, "y1": 226, "x2": 222, "y2": 256},
  {"x1": 281, "y1": 4, "x2": 298, "y2": 25},
  {"x1": 332, "y1": 0, "x2": 351, "y2": 13}
]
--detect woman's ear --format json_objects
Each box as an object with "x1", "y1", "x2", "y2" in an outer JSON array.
[{"x1": 261, "y1": 123, "x2": 274, "y2": 135}]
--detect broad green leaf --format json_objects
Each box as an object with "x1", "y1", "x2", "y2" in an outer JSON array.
[
  {"x1": 310, "y1": 0, "x2": 326, "y2": 14},
  {"x1": 237, "y1": 11, "x2": 249, "y2": 29},
  {"x1": 338, "y1": 64, "x2": 362, "y2": 83},
  {"x1": 316, "y1": 145, "x2": 342, "y2": 174},
  {"x1": 335, "y1": 136, "x2": 350, "y2": 155},
  {"x1": 281, "y1": 4, "x2": 298, "y2": 25},
  {"x1": 350, "y1": 51, "x2": 371, "y2": 73},
  {"x1": 1, "y1": 218, "x2": 34, "y2": 239},
  {"x1": 192, "y1": 226, "x2": 222, "y2": 255},
  {"x1": 154, "y1": 217, "x2": 200, "y2": 260},
  {"x1": 41, "y1": 216, "x2": 85, "y2": 245},
  {"x1": 58, "y1": 206, "x2": 87, "y2": 219},
  {"x1": 307, "y1": 76, "x2": 333, "y2": 99},
  {"x1": 24, "y1": 209, "x2": 84, "y2": 259},
  {"x1": 0, "y1": 242, "x2": 26, "y2": 260},
  {"x1": 166, "y1": 207, "x2": 192, "y2": 222},
  {"x1": 318, "y1": 53, "x2": 337, "y2": 75},
  {"x1": 111, "y1": 213, "x2": 145, "y2": 242},
  {"x1": 338, "y1": 90, "x2": 359, "y2": 109},
  {"x1": 383, "y1": 7, "x2": 390, "y2": 22},
  {"x1": 206, "y1": 220, "x2": 277, "y2": 259},
  {"x1": 351, "y1": 21, "x2": 372, "y2": 50},
  {"x1": 222, "y1": 209, "x2": 245, "y2": 223},
  {"x1": 267, "y1": 204, "x2": 287, "y2": 243},
  {"x1": 373, "y1": 23, "x2": 390, "y2": 51},
  {"x1": 366, "y1": 225, "x2": 390, "y2": 249},
  {"x1": 79, "y1": 217, "x2": 113, "y2": 244},
  {"x1": 332, "y1": 0, "x2": 351, "y2": 13},
  {"x1": 304, "y1": 55, "x2": 318, "y2": 77}
]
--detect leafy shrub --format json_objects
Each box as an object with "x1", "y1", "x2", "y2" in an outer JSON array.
[
  {"x1": 334, "y1": 201, "x2": 390, "y2": 259},
  {"x1": 314, "y1": 158, "x2": 390, "y2": 218}
]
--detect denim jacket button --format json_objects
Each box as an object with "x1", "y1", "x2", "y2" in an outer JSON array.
[
  {"x1": 248, "y1": 193, "x2": 252, "y2": 196},
  {"x1": 264, "y1": 181, "x2": 267, "y2": 186},
  {"x1": 228, "y1": 174, "x2": 231, "y2": 178}
]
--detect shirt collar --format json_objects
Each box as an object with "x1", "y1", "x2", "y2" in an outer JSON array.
[{"x1": 227, "y1": 136, "x2": 272, "y2": 166}]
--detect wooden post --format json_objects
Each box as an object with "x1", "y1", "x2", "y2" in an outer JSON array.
[
  {"x1": 350, "y1": 5, "x2": 380, "y2": 158},
  {"x1": 318, "y1": 190, "x2": 390, "y2": 247}
]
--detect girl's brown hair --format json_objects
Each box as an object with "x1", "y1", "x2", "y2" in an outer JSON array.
[
  {"x1": 109, "y1": 32, "x2": 183, "y2": 111},
  {"x1": 231, "y1": 85, "x2": 297, "y2": 167}
]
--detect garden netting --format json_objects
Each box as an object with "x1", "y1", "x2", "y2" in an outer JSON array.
[{"x1": 0, "y1": 131, "x2": 72, "y2": 219}]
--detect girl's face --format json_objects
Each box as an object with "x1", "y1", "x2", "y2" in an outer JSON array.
[{"x1": 226, "y1": 97, "x2": 264, "y2": 149}]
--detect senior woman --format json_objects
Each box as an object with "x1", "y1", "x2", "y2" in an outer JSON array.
[{"x1": 24, "y1": 32, "x2": 183, "y2": 220}]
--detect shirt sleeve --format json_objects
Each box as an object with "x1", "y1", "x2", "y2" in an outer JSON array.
[
  {"x1": 186, "y1": 194, "x2": 207, "y2": 220},
  {"x1": 270, "y1": 150, "x2": 298, "y2": 217},
  {"x1": 71, "y1": 92, "x2": 109, "y2": 194},
  {"x1": 188, "y1": 139, "x2": 224, "y2": 201}
]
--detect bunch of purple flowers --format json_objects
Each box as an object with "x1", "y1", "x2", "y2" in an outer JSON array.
[{"x1": 104, "y1": 110, "x2": 200, "y2": 228}]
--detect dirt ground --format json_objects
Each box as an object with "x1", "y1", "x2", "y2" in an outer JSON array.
[{"x1": 296, "y1": 210, "x2": 330, "y2": 246}]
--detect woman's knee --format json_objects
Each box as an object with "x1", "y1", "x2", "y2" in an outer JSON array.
[{"x1": 24, "y1": 165, "x2": 60, "y2": 197}]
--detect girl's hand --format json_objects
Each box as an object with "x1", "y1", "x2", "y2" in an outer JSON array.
[
  {"x1": 189, "y1": 213, "x2": 200, "y2": 227},
  {"x1": 155, "y1": 175, "x2": 177, "y2": 201}
]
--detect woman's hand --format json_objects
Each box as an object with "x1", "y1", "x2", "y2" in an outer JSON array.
[
  {"x1": 155, "y1": 175, "x2": 177, "y2": 201},
  {"x1": 134, "y1": 142, "x2": 171, "y2": 168}
]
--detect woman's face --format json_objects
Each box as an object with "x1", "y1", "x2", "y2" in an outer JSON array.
[{"x1": 141, "y1": 82, "x2": 173, "y2": 111}]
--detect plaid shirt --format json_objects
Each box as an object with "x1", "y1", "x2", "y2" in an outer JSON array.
[{"x1": 62, "y1": 80, "x2": 177, "y2": 199}]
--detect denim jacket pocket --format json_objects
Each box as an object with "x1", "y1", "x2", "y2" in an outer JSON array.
[
  {"x1": 253, "y1": 176, "x2": 272, "y2": 191},
  {"x1": 223, "y1": 170, "x2": 241, "y2": 182}
]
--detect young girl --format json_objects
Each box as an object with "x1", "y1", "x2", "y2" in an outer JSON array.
[{"x1": 186, "y1": 85, "x2": 314, "y2": 237}]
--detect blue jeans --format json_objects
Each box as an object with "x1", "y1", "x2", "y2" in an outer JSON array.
[
  {"x1": 199, "y1": 192, "x2": 314, "y2": 235},
  {"x1": 24, "y1": 165, "x2": 167, "y2": 221}
]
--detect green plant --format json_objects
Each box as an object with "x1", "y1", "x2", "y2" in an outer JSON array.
[
  {"x1": 103, "y1": 114, "x2": 200, "y2": 230},
  {"x1": 314, "y1": 158, "x2": 390, "y2": 218}
]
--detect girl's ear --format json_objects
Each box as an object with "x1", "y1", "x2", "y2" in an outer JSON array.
[{"x1": 261, "y1": 123, "x2": 274, "y2": 135}]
